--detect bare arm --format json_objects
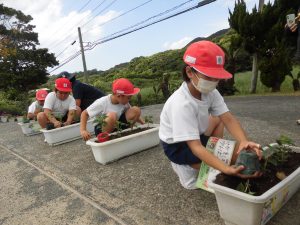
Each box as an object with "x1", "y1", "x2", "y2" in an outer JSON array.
[
  {"x1": 44, "y1": 108, "x2": 61, "y2": 128},
  {"x1": 220, "y1": 112, "x2": 247, "y2": 142},
  {"x1": 187, "y1": 140, "x2": 261, "y2": 178},
  {"x1": 27, "y1": 113, "x2": 35, "y2": 119},
  {"x1": 64, "y1": 110, "x2": 75, "y2": 126},
  {"x1": 80, "y1": 110, "x2": 91, "y2": 140},
  {"x1": 220, "y1": 112, "x2": 262, "y2": 159},
  {"x1": 75, "y1": 99, "x2": 81, "y2": 107},
  {"x1": 187, "y1": 140, "x2": 229, "y2": 172}
]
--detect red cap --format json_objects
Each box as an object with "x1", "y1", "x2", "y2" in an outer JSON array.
[
  {"x1": 112, "y1": 78, "x2": 140, "y2": 95},
  {"x1": 55, "y1": 78, "x2": 72, "y2": 92},
  {"x1": 183, "y1": 41, "x2": 232, "y2": 79},
  {"x1": 36, "y1": 89, "x2": 48, "y2": 100}
]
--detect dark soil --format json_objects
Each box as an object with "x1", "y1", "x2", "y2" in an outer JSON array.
[
  {"x1": 95, "y1": 127, "x2": 152, "y2": 143},
  {"x1": 214, "y1": 152, "x2": 300, "y2": 196},
  {"x1": 46, "y1": 123, "x2": 55, "y2": 130},
  {"x1": 45, "y1": 121, "x2": 80, "y2": 130}
]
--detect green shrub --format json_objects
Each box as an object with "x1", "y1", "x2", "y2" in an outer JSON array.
[{"x1": 0, "y1": 100, "x2": 24, "y2": 115}]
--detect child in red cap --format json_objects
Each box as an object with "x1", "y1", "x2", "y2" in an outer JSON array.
[
  {"x1": 80, "y1": 78, "x2": 144, "y2": 141},
  {"x1": 159, "y1": 41, "x2": 262, "y2": 189},
  {"x1": 27, "y1": 89, "x2": 48, "y2": 120},
  {"x1": 37, "y1": 78, "x2": 81, "y2": 129}
]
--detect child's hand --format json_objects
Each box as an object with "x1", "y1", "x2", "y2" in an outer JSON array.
[
  {"x1": 63, "y1": 121, "x2": 72, "y2": 126},
  {"x1": 138, "y1": 117, "x2": 145, "y2": 124},
  {"x1": 289, "y1": 22, "x2": 298, "y2": 32},
  {"x1": 54, "y1": 120, "x2": 62, "y2": 128},
  {"x1": 227, "y1": 165, "x2": 262, "y2": 179},
  {"x1": 81, "y1": 130, "x2": 91, "y2": 141},
  {"x1": 237, "y1": 141, "x2": 262, "y2": 160}
]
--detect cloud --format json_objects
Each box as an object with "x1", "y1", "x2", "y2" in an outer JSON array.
[
  {"x1": 163, "y1": 37, "x2": 193, "y2": 50},
  {"x1": 1, "y1": 0, "x2": 119, "y2": 58}
]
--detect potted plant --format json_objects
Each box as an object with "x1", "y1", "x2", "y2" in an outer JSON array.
[
  {"x1": 86, "y1": 115, "x2": 159, "y2": 165},
  {"x1": 209, "y1": 136, "x2": 300, "y2": 225}
]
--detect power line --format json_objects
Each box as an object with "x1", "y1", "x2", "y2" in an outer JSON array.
[
  {"x1": 47, "y1": 0, "x2": 108, "y2": 50},
  {"x1": 52, "y1": 0, "x2": 193, "y2": 67},
  {"x1": 92, "y1": 0, "x2": 215, "y2": 47},
  {"x1": 52, "y1": 0, "x2": 154, "y2": 62},
  {"x1": 93, "y1": 0, "x2": 195, "y2": 44},
  {"x1": 80, "y1": 0, "x2": 118, "y2": 28},
  {"x1": 48, "y1": 0, "x2": 216, "y2": 74},
  {"x1": 81, "y1": 0, "x2": 154, "y2": 37}
]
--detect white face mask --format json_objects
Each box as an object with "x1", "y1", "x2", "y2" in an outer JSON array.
[{"x1": 191, "y1": 73, "x2": 218, "y2": 94}]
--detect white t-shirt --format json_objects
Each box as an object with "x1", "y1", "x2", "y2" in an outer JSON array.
[
  {"x1": 28, "y1": 101, "x2": 42, "y2": 114},
  {"x1": 159, "y1": 82, "x2": 229, "y2": 144},
  {"x1": 86, "y1": 94, "x2": 130, "y2": 119},
  {"x1": 43, "y1": 92, "x2": 76, "y2": 117}
]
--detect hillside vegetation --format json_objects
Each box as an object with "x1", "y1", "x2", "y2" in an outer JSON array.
[{"x1": 43, "y1": 27, "x2": 299, "y2": 108}]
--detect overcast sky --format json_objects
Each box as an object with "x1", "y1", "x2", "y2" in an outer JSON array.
[{"x1": 0, "y1": 0, "x2": 273, "y2": 75}]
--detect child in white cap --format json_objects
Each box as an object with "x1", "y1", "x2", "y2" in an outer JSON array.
[
  {"x1": 80, "y1": 78, "x2": 144, "y2": 141},
  {"x1": 159, "y1": 40, "x2": 262, "y2": 190}
]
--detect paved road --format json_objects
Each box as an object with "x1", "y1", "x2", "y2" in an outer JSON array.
[{"x1": 0, "y1": 96, "x2": 299, "y2": 225}]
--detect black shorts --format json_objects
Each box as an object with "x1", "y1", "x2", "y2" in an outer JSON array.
[
  {"x1": 94, "y1": 112, "x2": 130, "y2": 136},
  {"x1": 160, "y1": 134, "x2": 210, "y2": 165}
]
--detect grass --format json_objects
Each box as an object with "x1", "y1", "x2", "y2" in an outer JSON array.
[{"x1": 234, "y1": 65, "x2": 300, "y2": 96}]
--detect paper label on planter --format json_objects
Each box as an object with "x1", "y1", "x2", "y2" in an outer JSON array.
[
  {"x1": 196, "y1": 137, "x2": 236, "y2": 193},
  {"x1": 261, "y1": 187, "x2": 290, "y2": 225}
]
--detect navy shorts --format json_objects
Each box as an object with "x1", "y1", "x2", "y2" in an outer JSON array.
[
  {"x1": 160, "y1": 134, "x2": 210, "y2": 165},
  {"x1": 94, "y1": 112, "x2": 130, "y2": 136}
]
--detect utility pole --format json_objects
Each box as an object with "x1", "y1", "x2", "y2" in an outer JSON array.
[{"x1": 78, "y1": 27, "x2": 88, "y2": 83}]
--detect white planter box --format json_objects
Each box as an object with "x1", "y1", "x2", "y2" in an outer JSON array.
[
  {"x1": 86, "y1": 124, "x2": 159, "y2": 165},
  {"x1": 0, "y1": 116, "x2": 8, "y2": 122},
  {"x1": 41, "y1": 120, "x2": 94, "y2": 146},
  {"x1": 18, "y1": 121, "x2": 42, "y2": 136},
  {"x1": 16, "y1": 116, "x2": 24, "y2": 122},
  {"x1": 209, "y1": 145, "x2": 300, "y2": 225}
]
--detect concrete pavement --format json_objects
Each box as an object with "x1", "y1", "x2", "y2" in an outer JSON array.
[{"x1": 0, "y1": 95, "x2": 299, "y2": 225}]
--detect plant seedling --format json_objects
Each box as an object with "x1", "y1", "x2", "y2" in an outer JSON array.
[
  {"x1": 236, "y1": 179, "x2": 256, "y2": 195},
  {"x1": 144, "y1": 115, "x2": 153, "y2": 128},
  {"x1": 261, "y1": 135, "x2": 294, "y2": 172},
  {"x1": 115, "y1": 121, "x2": 127, "y2": 137},
  {"x1": 22, "y1": 114, "x2": 30, "y2": 123},
  {"x1": 94, "y1": 114, "x2": 108, "y2": 133}
]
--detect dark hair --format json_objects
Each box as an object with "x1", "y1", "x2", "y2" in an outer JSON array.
[{"x1": 182, "y1": 64, "x2": 198, "y2": 82}]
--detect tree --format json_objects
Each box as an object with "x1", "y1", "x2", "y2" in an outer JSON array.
[
  {"x1": 258, "y1": 0, "x2": 299, "y2": 91},
  {"x1": 259, "y1": 41, "x2": 292, "y2": 92},
  {"x1": 229, "y1": 0, "x2": 266, "y2": 93},
  {"x1": 0, "y1": 4, "x2": 58, "y2": 101},
  {"x1": 229, "y1": 0, "x2": 299, "y2": 92},
  {"x1": 216, "y1": 29, "x2": 250, "y2": 95}
]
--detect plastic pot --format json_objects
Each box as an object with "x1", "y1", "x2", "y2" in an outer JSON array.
[{"x1": 235, "y1": 150, "x2": 260, "y2": 175}]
